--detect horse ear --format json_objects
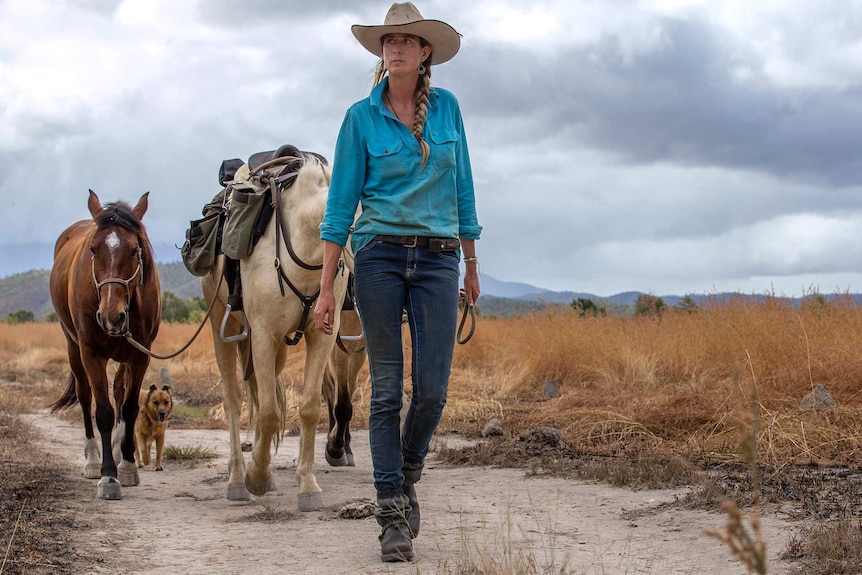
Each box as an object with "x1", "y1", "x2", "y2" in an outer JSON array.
[
  {"x1": 149, "y1": 384, "x2": 158, "y2": 392},
  {"x1": 87, "y1": 190, "x2": 103, "y2": 219},
  {"x1": 161, "y1": 385, "x2": 171, "y2": 392},
  {"x1": 132, "y1": 192, "x2": 150, "y2": 220}
]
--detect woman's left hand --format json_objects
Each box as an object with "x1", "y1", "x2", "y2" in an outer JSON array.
[{"x1": 461, "y1": 266, "x2": 480, "y2": 306}]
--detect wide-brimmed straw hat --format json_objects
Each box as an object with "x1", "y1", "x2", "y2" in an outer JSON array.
[{"x1": 352, "y1": 2, "x2": 461, "y2": 65}]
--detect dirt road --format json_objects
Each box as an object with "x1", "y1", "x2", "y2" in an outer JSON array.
[{"x1": 25, "y1": 411, "x2": 799, "y2": 575}]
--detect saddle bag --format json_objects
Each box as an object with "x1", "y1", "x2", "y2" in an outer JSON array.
[
  {"x1": 221, "y1": 181, "x2": 272, "y2": 261},
  {"x1": 181, "y1": 211, "x2": 222, "y2": 276}
]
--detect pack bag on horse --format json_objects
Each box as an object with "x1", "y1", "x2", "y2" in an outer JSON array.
[
  {"x1": 50, "y1": 190, "x2": 161, "y2": 500},
  {"x1": 197, "y1": 144, "x2": 355, "y2": 509}
]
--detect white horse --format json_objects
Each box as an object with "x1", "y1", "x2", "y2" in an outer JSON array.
[{"x1": 202, "y1": 149, "x2": 350, "y2": 510}]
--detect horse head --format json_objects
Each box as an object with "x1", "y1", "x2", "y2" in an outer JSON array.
[{"x1": 87, "y1": 190, "x2": 150, "y2": 336}]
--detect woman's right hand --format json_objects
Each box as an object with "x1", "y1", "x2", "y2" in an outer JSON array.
[
  {"x1": 314, "y1": 290, "x2": 337, "y2": 335},
  {"x1": 314, "y1": 240, "x2": 345, "y2": 336}
]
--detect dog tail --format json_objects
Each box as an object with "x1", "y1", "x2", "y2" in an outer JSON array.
[{"x1": 50, "y1": 373, "x2": 78, "y2": 412}]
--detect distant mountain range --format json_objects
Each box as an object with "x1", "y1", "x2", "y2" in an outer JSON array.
[{"x1": 1, "y1": 243, "x2": 858, "y2": 319}]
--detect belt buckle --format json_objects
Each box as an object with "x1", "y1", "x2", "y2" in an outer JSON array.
[{"x1": 404, "y1": 236, "x2": 418, "y2": 248}]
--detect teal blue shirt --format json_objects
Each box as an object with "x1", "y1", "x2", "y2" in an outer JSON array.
[{"x1": 320, "y1": 77, "x2": 482, "y2": 254}]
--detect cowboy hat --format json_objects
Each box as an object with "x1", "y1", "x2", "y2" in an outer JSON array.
[{"x1": 352, "y1": 2, "x2": 461, "y2": 65}]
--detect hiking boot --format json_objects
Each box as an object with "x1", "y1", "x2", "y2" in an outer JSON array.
[
  {"x1": 379, "y1": 522, "x2": 414, "y2": 562},
  {"x1": 402, "y1": 459, "x2": 424, "y2": 538},
  {"x1": 403, "y1": 482, "x2": 420, "y2": 538}
]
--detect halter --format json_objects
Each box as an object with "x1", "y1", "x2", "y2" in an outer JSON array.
[{"x1": 91, "y1": 247, "x2": 144, "y2": 307}]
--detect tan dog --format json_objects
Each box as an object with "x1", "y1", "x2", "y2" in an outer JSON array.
[{"x1": 135, "y1": 384, "x2": 173, "y2": 471}]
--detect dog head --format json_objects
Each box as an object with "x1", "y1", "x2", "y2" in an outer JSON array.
[{"x1": 142, "y1": 384, "x2": 173, "y2": 423}]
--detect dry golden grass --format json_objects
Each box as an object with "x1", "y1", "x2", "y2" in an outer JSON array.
[
  {"x1": 5, "y1": 295, "x2": 862, "y2": 573},
  {"x1": 4, "y1": 294, "x2": 862, "y2": 468}
]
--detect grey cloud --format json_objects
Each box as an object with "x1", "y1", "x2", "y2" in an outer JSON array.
[
  {"x1": 68, "y1": 0, "x2": 123, "y2": 17},
  {"x1": 195, "y1": 1, "x2": 379, "y2": 28},
  {"x1": 452, "y1": 17, "x2": 862, "y2": 189}
]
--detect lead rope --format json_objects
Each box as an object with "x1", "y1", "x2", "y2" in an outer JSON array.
[
  {"x1": 123, "y1": 272, "x2": 225, "y2": 360},
  {"x1": 457, "y1": 299, "x2": 476, "y2": 345}
]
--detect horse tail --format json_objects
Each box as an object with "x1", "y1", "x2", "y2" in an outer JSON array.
[{"x1": 50, "y1": 373, "x2": 78, "y2": 412}]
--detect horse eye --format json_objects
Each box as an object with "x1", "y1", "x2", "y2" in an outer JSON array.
[{"x1": 89, "y1": 246, "x2": 96, "y2": 254}]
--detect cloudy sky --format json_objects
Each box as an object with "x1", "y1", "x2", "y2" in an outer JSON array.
[{"x1": 2, "y1": 0, "x2": 862, "y2": 297}]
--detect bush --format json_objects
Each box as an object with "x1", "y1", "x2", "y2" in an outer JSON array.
[
  {"x1": 161, "y1": 291, "x2": 207, "y2": 324},
  {"x1": 7, "y1": 309, "x2": 35, "y2": 324}
]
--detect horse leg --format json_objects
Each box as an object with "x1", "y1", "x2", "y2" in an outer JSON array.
[
  {"x1": 342, "y1": 350, "x2": 366, "y2": 467},
  {"x1": 323, "y1": 362, "x2": 347, "y2": 466},
  {"x1": 296, "y1": 330, "x2": 334, "y2": 511},
  {"x1": 112, "y1": 364, "x2": 127, "y2": 424},
  {"x1": 223, "y1": 336, "x2": 250, "y2": 499},
  {"x1": 110, "y1": 363, "x2": 127, "y2": 465},
  {"x1": 324, "y1": 354, "x2": 355, "y2": 467},
  {"x1": 81, "y1": 349, "x2": 122, "y2": 499},
  {"x1": 244, "y1": 331, "x2": 280, "y2": 498},
  {"x1": 116, "y1": 359, "x2": 145, "y2": 487},
  {"x1": 205, "y1": 265, "x2": 252, "y2": 501},
  {"x1": 68, "y1": 341, "x2": 100, "y2": 479}
]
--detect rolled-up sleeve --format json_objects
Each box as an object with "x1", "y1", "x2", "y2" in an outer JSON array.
[
  {"x1": 453, "y1": 103, "x2": 482, "y2": 240},
  {"x1": 320, "y1": 109, "x2": 366, "y2": 246}
]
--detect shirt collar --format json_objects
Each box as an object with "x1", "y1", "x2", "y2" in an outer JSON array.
[{"x1": 371, "y1": 77, "x2": 438, "y2": 111}]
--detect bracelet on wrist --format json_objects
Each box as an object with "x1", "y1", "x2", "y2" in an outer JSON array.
[{"x1": 463, "y1": 256, "x2": 479, "y2": 264}]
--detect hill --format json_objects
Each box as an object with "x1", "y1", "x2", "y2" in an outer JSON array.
[
  {"x1": 2, "y1": 263, "x2": 858, "y2": 321},
  {"x1": 0, "y1": 263, "x2": 204, "y2": 320}
]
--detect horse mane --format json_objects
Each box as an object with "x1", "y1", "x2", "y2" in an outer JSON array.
[{"x1": 95, "y1": 202, "x2": 144, "y2": 233}]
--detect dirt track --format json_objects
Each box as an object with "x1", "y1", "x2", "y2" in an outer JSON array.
[{"x1": 25, "y1": 411, "x2": 800, "y2": 575}]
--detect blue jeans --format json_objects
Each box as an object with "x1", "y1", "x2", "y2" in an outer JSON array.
[{"x1": 354, "y1": 239, "x2": 460, "y2": 496}]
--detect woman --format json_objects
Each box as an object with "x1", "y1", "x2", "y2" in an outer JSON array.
[{"x1": 314, "y1": 1, "x2": 481, "y2": 563}]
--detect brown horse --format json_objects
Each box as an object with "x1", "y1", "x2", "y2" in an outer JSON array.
[
  {"x1": 323, "y1": 303, "x2": 366, "y2": 468},
  {"x1": 50, "y1": 190, "x2": 161, "y2": 500}
]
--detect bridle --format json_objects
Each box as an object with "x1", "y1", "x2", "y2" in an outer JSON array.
[{"x1": 91, "y1": 247, "x2": 144, "y2": 307}]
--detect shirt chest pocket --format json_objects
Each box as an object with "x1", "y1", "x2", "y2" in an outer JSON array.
[
  {"x1": 367, "y1": 138, "x2": 407, "y2": 179},
  {"x1": 429, "y1": 130, "x2": 459, "y2": 170}
]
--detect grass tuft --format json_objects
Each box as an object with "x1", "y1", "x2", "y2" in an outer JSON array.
[{"x1": 163, "y1": 444, "x2": 218, "y2": 461}]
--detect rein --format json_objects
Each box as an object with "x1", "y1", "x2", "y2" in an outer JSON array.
[{"x1": 123, "y1": 272, "x2": 225, "y2": 360}]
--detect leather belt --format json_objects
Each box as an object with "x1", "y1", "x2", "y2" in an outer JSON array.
[{"x1": 375, "y1": 235, "x2": 460, "y2": 251}]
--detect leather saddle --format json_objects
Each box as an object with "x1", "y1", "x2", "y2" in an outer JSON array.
[{"x1": 248, "y1": 144, "x2": 302, "y2": 174}]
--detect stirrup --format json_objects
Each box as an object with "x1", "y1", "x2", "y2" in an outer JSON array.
[
  {"x1": 339, "y1": 302, "x2": 364, "y2": 341},
  {"x1": 220, "y1": 303, "x2": 249, "y2": 342}
]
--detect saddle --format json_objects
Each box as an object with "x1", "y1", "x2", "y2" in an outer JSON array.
[
  {"x1": 248, "y1": 144, "x2": 302, "y2": 174},
  {"x1": 183, "y1": 144, "x2": 315, "y2": 310}
]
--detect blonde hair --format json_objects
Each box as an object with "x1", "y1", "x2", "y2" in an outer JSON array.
[{"x1": 373, "y1": 47, "x2": 433, "y2": 169}]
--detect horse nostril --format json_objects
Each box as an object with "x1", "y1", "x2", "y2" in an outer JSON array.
[
  {"x1": 95, "y1": 311, "x2": 104, "y2": 328},
  {"x1": 117, "y1": 311, "x2": 127, "y2": 327}
]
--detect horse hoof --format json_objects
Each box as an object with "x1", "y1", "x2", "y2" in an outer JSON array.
[
  {"x1": 244, "y1": 474, "x2": 276, "y2": 497},
  {"x1": 346, "y1": 453, "x2": 355, "y2": 467},
  {"x1": 97, "y1": 477, "x2": 122, "y2": 500},
  {"x1": 118, "y1": 461, "x2": 140, "y2": 486},
  {"x1": 298, "y1": 492, "x2": 324, "y2": 512},
  {"x1": 325, "y1": 450, "x2": 350, "y2": 467},
  {"x1": 83, "y1": 463, "x2": 101, "y2": 479},
  {"x1": 227, "y1": 484, "x2": 251, "y2": 501}
]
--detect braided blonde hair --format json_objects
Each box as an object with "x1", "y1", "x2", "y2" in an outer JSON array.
[
  {"x1": 413, "y1": 64, "x2": 432, "y2": 169},
  {"x1": 373, "y1": 43, "x2": 434, "y2": 169}
]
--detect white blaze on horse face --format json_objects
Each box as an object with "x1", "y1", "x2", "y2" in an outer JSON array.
[
  {"x1": 105, "y1": 231, "x2": 120, "y2": 300},
  {"x1": 106, "y1": 231, "x2": 121, "y2": 251}
]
